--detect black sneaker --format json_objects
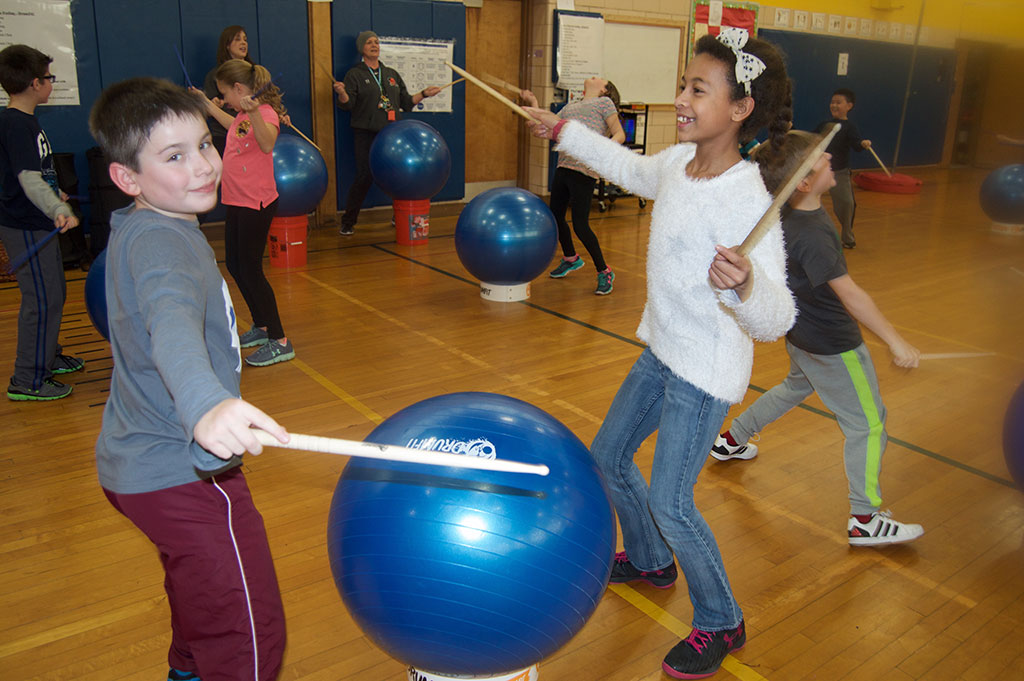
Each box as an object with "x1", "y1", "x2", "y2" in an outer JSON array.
[
  {"x1": 339, "y1": 223, "x2": 355, "y2": 236},
  {"x1": 168, "y1": 669, "x2": 201, "y2": 681},
  {"x1": 7, "y1": 377, "x2": 72, "y2": 401},
  {"x1": 662, "y1": 620, "x2": 746, "y2": 679},
  {"x1": 51, "y1": 354, "x2": 85, "y2": 374},
  {"x1": 609, "y1": 551, "x2": 677, "y2": 588}
]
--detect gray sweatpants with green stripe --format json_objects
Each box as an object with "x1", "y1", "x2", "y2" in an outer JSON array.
[{"x1": 729, "y1": 340, "x2": 886, "y2": 515}]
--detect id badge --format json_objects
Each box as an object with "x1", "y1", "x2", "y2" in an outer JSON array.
[{"x1": 387, "y1": 110, "x2": 396, "y2": 121}]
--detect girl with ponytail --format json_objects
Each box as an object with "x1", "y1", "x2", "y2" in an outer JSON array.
[{"x1": 194, "y1": 59, "x2": 295, "y2": 367}]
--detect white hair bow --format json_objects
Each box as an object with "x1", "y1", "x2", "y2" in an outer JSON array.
[{"x1": 717, "y1": 27, "x2": 766, "y2": 96}]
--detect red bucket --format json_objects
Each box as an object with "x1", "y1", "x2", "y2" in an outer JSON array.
[
  {"x1": 267, "y1": 215, "x2": 307, "y2": 268},
  {"x1": 394, "y1": 199, "x2": 431, "y2": 245}
]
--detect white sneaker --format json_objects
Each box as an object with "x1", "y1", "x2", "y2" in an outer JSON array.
[
  {"x1": 848, "y1": 510, "x2": 924, "y2": 546},
  {"x1": 709, "y1": 434, "x2": 758, "y2": 461}
]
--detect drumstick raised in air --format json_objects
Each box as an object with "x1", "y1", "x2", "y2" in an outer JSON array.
[
  {"x1": 446, "y1": 62, "x2": 533, "y2": 121},
  {"x1": 438, "y1": 77, "x2": 466, "y2": 91}
]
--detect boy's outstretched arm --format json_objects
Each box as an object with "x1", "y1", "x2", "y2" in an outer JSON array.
[
  {"x1": 194, "y1": 398, "x2": 290, "y2": 460},
  {"x1": 829, "y1": 274, "x2": 920, "y2": 368}
]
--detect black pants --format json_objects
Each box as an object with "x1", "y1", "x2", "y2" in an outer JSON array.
[
  {"x1": 550, "y1": 167, "x2": 606, "y2": 272},
  {"x1": 341, "y1": 128, "x2": 378, "y2": 229},
  {"x1": 224, "y1": 200, "x2": 285, "y2": 339}
]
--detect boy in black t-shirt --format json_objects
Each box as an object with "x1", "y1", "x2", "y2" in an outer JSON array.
[
  {"x1": 816, "y1": 88, "x2": 871, "y2": 249},
  {"x1": 711, "y1": 130, "x2": 924, "y2": 547},
  {"x1": 0, "y1": 44, "x2": 82, "y2": 400}
]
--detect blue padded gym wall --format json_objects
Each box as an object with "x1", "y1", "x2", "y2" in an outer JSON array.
[
  {"x1": 332, "y1": 0, "x2": 466, "y2": 208},
  {"x1": 762, "y1": 29, "x2": 955, "y2": 168}
]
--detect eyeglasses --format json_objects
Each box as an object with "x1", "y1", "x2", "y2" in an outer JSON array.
[{"x1": 41, "y1": 75, "x2": 56, "y2": 83}]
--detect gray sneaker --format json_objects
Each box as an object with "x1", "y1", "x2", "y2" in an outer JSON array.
[
  {"x1": 52, "y1": 354, "x2": 85, "y2": 374},
  {"x1": 7, "y1": 378, "x2": 73, "y2": 401},
  {"x1": 239, "y1": 326, "x2": 269, "y2": 348},
  {"x1": 245, "y1": 339, "x2": 295, "y2": 367}
]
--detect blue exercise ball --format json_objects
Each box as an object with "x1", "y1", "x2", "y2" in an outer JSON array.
[
  {"x1": 273, "y1": 133, "x2": 328, "y2": 217},
  {"x1": 85, "y1": 249, "x2": 108, "y2": 341},
  {"x1": 1003, "y1": 380, "x2": 1024, "y2": 491},
  {"x1": 327, "y1": 392, "x2": 615, "y2": 677},
  {"x1": 369, "y1": 119, "x2": 451, "y2": 200},
  {"x1": 455, "y1": 188, "x2": 558, "y2": 285},
  {"x1": 980, "y1": 164, "x2": 1024, "y2": 224}
]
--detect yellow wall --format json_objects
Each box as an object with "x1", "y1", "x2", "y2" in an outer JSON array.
[{"x1": 759, "y1": 1, "x2": 1024, "y2": 47}]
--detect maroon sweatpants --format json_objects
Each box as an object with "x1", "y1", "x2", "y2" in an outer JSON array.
[{"x1": 104, "y1": 467, "x2": 285, "y2": 681}]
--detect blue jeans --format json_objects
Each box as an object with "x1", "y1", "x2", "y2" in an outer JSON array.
[{"x1": 591, "y1": 348, "x2": 742, "y2": 631}]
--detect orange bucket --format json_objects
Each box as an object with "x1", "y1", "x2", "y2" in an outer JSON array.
[
  {"x1": 394, "y1": 199, "x2": 431, "y2": 245},
  {"x1": 267, "y1": 215, "x2": 307, "y2": 268}
]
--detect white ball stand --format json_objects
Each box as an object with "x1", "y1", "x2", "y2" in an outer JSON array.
[
  {"x1": 407, "y1": 664, "x2": 540, "y2": 681},
  {"x1": 479, "y1": 281, "x2": 531, "y2": 302}
]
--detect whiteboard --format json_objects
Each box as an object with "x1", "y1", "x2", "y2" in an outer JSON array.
[{"x1": 602, "y1": 23, "x2": 681, "y2": 105}]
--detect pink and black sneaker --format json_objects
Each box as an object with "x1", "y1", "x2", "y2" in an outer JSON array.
[
  {"x1": 608, "y1": 551, "x2": 677, "y2": 588},
  {"x1": 662, "y1": 620, "x2": 746, "y2": 679}
]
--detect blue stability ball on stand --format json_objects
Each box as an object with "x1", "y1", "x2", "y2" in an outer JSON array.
[
  {"x1": 369, "y1": 119, "x2": 451, "y2": 199},
  {"x1": 84, "y1": 249, "x2": 108, "y2": 341},
  {"x1": 1003, "y1": 380, "x2": 1024, "y2": 491},
  {"x1": 273, "y1": 133, "x2": 329, "y2": 217},
  {"x1": 980, "y1": 164, "x2": 1024, "y2": 225},
  {"x1": 455, "y1": 187, "x2": 557, "y2": 288},
  {"x1": 327, "y1": 392, "x2": 616, "y2": 678}
]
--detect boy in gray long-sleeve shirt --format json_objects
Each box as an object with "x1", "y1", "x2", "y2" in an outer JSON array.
[{"x1": 90, "y1": 77, "x2": 290, "y2": 681}]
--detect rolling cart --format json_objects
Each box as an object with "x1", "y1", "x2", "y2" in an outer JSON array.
[{"x1": 597, "y1": 103, "x2": 648, "y2": 212}]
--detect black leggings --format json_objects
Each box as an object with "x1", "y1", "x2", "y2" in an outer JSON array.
[
  {"x1": 341, "y1": 128, "x2": 378, "y2": 229},
  {"x1": 224, "y1": 200, "x2": 285, "y2": 339},
  {"x1": 549, "y1": 166, "x2": 606, "y2": 272}
]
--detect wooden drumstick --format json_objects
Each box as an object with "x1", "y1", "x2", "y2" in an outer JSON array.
[
  {"x1": 438, "y1": 77, "x2": 466, "y2": 91},
  {"x1": 481, "y1": 72, "x2": 522, "y2": 95},
  {"x1": 867, "y1": 146, "x2": 893, "y2": 177},
  {"x1": 737, "y1": 123, "x2": 841, "y2": 256},
  {"x1": 285, "y1": 122, "x2": 321, "y2": 152},
  {"x1": 253, "y1": 429, "x2": 550, "y2": 476},
  {"x1": 446, "y1": 62, "x2": 533, "y2": 121}
]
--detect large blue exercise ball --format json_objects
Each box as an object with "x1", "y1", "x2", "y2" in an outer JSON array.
[
  {"x1": 1003, "y1": 380, "x2": 1024, "y2": 491},
  {"x1": 980, "y1": 164, "x2": 1024, "y2": 224},
  {"x1": 85, "y1": 249, "x2": 108, "y2": 341},
  {"x1": 455, "y1": 188, "x2": 558, "y2": 285},
  {"x1": 327, "y1": 392, "x2": 615, "y2": 677},
  {"x1": 369, "y1": 119, "x2": 451, "y2": 200},
  {"x1": 273, "y1": 133, "x2": 328, "y2": 217}
]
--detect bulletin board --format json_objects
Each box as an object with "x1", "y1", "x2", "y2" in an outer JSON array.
[
  {"x1": 689, "y1": 0, "x2": 759, "y2": 56},
  {"x1": 603, "y1": 22, "x2": 682, "y2": 105},
  {"x1": 378, "y1": 37, "x2": 455, "y2": 113}
]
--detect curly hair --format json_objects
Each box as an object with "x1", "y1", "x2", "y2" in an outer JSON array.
[{"x1": 693, "y1": 33, "x2": 793, "y2": 152}]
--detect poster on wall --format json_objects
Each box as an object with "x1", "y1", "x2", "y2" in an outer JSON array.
[
  {"x1": 378, "y1": 37, "x2": 455, "y2": 113},
  {"x1": 554, "y1": 10, "x2": 603, "y2": 90},
  {"x1": 0, "y1": 0, "x2": 79, "y2": 106},
  {"x1": 689, "y1": 0, "x2": 759, "y2": 57}
]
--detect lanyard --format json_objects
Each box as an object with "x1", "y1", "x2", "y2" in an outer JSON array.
[{"x1": 368, "y1": 64, "x2": 383, "y2": 92}]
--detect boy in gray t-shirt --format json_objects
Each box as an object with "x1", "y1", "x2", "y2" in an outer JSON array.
[{"x1": 89, "y1": 77, "x2": 290, "y2": 681}]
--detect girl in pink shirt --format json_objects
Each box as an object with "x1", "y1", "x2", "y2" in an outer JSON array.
[{"x1": 198, "y1": 60, "x2": 295, "y2": 367}]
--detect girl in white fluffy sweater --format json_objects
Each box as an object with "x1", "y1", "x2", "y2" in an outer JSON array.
[{"x1": 526, "y1": 28, "x2": 796, "y2": 679}]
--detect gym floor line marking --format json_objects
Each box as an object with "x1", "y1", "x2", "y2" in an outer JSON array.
[
  {"x1": 608, "y1": 583, "x2": 769, "y2": 681},
  {"x1": 290, "y1": 358, "x2": 384, "y2": 425},
  {"x1": 373, "y1": 246, "x2": 1017, "y2": 490},
  {"x1": 708, "y1": 475, "x2": 979, "y2": 610}
]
